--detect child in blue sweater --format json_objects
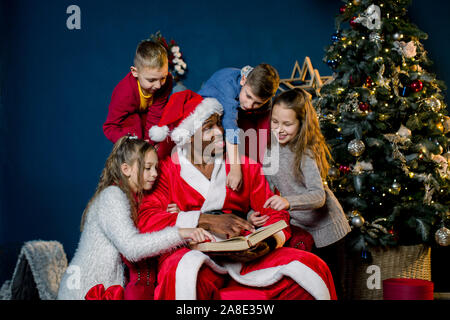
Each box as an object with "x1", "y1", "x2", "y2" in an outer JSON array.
[{"x1": 198, "y1": 64, "x2": 279, "y2": 191}]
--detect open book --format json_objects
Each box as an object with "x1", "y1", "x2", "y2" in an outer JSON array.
[{"x1": 191, "y1": 220, "x2": 288, "y2": 252}]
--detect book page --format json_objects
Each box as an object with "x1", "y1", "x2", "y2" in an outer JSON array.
[{"x1": 247, "y1": 220, "x2": 287, "y2": 247}]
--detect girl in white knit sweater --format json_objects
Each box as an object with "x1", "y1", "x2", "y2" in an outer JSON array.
[{"x1": 57, "y1": 136, "x2": 214, "y2": 300}]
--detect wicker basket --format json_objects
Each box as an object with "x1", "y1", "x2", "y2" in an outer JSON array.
[{"x1": 342, "y1": 244, "x2": 431, "y2": 300}]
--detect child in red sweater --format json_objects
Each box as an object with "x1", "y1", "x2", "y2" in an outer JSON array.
[{"x1": 103, "y1": 40, "x2": 173, "y2": 145}]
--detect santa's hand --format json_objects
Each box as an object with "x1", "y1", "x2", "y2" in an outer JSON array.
[
  {"x1": 263, "y1": 195, "x2": 290, "y2": 211},
  {"x1": 248, "y1": 211, "x2": 269, "y2": 227},
  {"x1": 198, "y1": 213, "x2": 255, "y2": 238},
  {"x1": 167, "y1": 203, "x2": 180, "y2": 213},
  {"x1": 178, "y1": 228, "x2": 216, "y2": 243}
]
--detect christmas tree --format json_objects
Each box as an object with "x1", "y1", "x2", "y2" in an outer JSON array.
[{"x1": 315, "y1": 0, "x2": 450, "y2": 256}]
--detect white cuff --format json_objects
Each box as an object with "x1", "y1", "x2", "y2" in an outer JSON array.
[{"x1": 176, "y1": 211, "x2": 201, "y2": 228}]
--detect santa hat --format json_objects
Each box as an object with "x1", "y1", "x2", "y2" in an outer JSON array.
[{"x1": 149, "y1": 90, "x2": 223, "y2": 146}]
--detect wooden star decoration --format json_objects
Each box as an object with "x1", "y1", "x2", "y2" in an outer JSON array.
[{"x1": 278, "y1": 57, "x2": 332, "y2": 96}]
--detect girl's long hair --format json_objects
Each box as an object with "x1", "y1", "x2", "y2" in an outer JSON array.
[
  {"x1": 270, "y1": 88, "x2": 332, "y2": 181},
  {"x1": 80, "y1": 136, "x2": 154, "y2": 232}
]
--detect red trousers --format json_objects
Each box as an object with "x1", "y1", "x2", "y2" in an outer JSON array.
[{"x1": 144, "y1": 247, "x2": 336, "y2": 300}]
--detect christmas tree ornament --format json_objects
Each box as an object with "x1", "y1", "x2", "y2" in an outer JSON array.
[
  {"x1": 327, "y1": 59, "x2": 339, "y2": 69},
  {"x1": 358, "y1": 101, "x2": 370, "y2": 112},
  {"x1": 393, "y1": 41, "x2": 417, "y2": 59},
  {"x1": 348, "y1": 139, "x2": 366, "y2": 157},
  {"x1": 376, "y1": 64, "x2": 391, "y2": 89},
  {"x1": 435, "y1": 227, "x2": 450, "y2": 246},
  {"x1": 339, "y1": 5, "x2": 346, "y2": 14},
  {"x1": 351, "y1": 214, "x2": 365, "y2": 227},
  {"x1": 339, "y1": 165, "x2": 351, "y2": 174},
  {"x1": 425, "y1": 97, "x2": 442, "y2": 112},
  {"x1": 348, "y1": 209, "x2": 360, "y2": 218},
  {"x1": 352, "y1": 161, "x2": 374, "y2": 174},
  {"x1": 350, "y1": 16, "x2": 359, "y2": 28},
  {"x1": 354, "y1": 4, "x2": 382, "y2": 30},
  {"x1": 369, "y1": 32, "x2": 383, "y2": 43},
  {"x1": 352, "y1": 0, "x2": 361, "y2": 5},
  {"x1": 436, "y1": 122, "x2": 444, "y2": 133},
  {"x1": 389, "y1": 180, "x2": 402, "y2": 195},
  {"x1": 365, "y1": 76, "x2": 375, "y2": 88},
  {"x1": 331, "y1": 32, "x2": 341, "y2": 43},
  {"x1": 434, "y1": 143, "x2": 444, "y2": 155},
  {"x1": 410, "y1": 79, "x2": 423, "y2": 92},
  {"x1": 393, "y1": 32, "x2": 404, "y2": 40}
]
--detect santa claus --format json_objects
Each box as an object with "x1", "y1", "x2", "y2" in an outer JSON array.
[{"x1": 126, "y1": 89, "x2": 337, "y2": 300}]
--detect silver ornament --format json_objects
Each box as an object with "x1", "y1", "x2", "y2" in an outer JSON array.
[
  {"x1": 393, "y1": 32, "x2": 403, "y2": 40},
  {"x1": 351, "y1": 215, "x2": 365, "y2": 228},
  {"x1": 425, "y1": 97, "x2": 442, "y2": 112},
  {"x1": 435, "y1": 227, "x2": 450, "y2": 246},
  {"x1": 348, "y1": 139, "x2": 366, "y2": 157}
]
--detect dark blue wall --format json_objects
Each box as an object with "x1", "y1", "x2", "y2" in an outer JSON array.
[{"x1": 1, "y1": 0, "x2": 449, "y2": 283}]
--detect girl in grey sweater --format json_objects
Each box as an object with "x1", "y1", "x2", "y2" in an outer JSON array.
[
  {"x1": 254, "y1": 89, "x2": 351, "y2": 298},
  {"x1": 57, "y1": 136, "x2": 214, "y2": 300}
]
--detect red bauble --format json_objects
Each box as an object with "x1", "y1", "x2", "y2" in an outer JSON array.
[
  {"x1": 359, "y1": 102, "x2": 370, "y2": 112},
  {"x1": 350, "y1": 16, "x2": 358, "y2": 28},
  {"x1": 339, "y1": 165, "x2": 351, "y2": 174},
  {"x1": 339, "y1": 5, "x2": 347, "y2": 14},
  {"x1": 410, "y1": 79, "x2": 423, "y2": 92},
  {"x1": 365, "y1": 76, "x2": 374, "y2": 87}
]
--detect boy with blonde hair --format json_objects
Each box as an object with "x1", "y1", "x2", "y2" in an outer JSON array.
[{"x1": 103, "y1": 40, "x2": 173, "y2": 144}]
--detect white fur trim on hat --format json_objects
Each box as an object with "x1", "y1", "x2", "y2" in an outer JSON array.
[
  {"x1": 171, "y1": 98, "x2": 223, "y2": 146},
  {"x1": 149, "y1": 125, "x2": 169, "y2": 142}
]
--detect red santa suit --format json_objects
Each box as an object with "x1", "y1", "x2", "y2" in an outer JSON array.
[
  {"x1": 129, "y1": 89, "x2": 336, "y2": 300},
  {"x1": 136, "y1": 148, "x2": 336, "y2": 300}
]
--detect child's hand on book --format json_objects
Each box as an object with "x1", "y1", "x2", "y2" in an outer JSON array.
[
  {"x1": 263, "y1": 195, "x2": 290, "y2": 211},
  {"x1": 179, "y1": 228, "x2": 216, "y2": 243},
  {"x1": 248, "y1": 211, "x2": 269, "y2": 227}
]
